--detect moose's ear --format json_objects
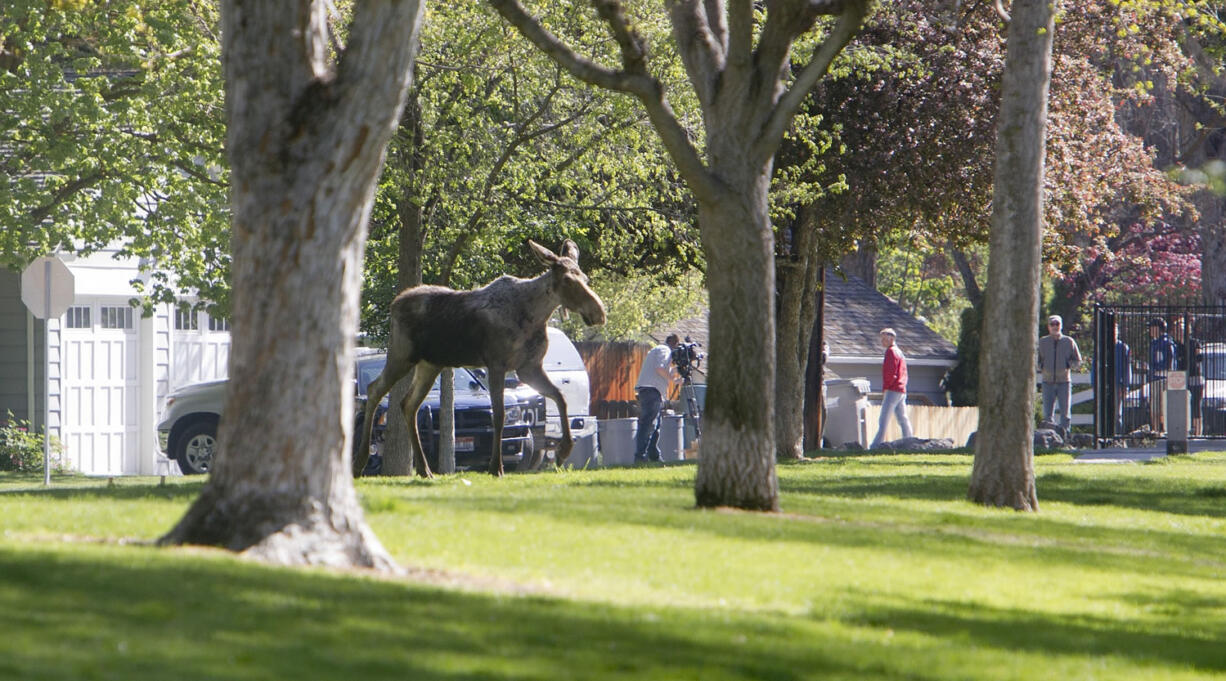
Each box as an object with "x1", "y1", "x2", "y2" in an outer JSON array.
[
  {"x1": 529, "y1": 240, "x2": 558, "y2": 266},
  {"x1": 560, "y1": 239, "x2": 580, "y2": 262}
]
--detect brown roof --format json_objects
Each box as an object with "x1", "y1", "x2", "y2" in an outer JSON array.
[
  {"x1": 644, "y1": 273, "x2": 957, "y2": 376},
  {"x1": 823, "y1": 274, "x2": 957, "y2": 360}
]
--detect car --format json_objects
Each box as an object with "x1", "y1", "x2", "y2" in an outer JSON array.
[
  {"x1": 502, "y1": 327, "x2": 598, "y2": 465},
  {"x1": 1198, "y1": 343, "x2": 1226, "y2": 434},
  {"x1": 156, "y1": 351, "x2": 542, "y2": 475}
]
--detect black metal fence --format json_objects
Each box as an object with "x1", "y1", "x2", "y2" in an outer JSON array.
[{"x1": 1093, "y1": 304, "x2": 1226, "y2": 444}]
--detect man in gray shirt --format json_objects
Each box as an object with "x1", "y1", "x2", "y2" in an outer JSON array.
[
  {"x1": 1037, "y1": 314, "x2": 1082, "y2": 431},
  {"x1": 634, "y1": 334, "x2": 680, "y2": 463}
]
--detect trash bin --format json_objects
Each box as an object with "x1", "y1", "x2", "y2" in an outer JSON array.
[
  {"x1": 597, "y1": 418, "x2": 637, "y2": 466},
  {"x1": 824, "y1": 378, "x2": 870, "y2": 448},
  {"x1": 563, "y1": 432, "x2": 599, "y2": 469},
  {"x1": 658, "y1": 414, "x2": 685, "y2": 461}
]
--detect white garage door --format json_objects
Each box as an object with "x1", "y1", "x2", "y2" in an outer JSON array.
[
  {"x1": 60, "y1": 302, "x2": 139, "y2": 475},
  {"x1": 170, "y1": 308, "x2": 230, "y2": 387}
]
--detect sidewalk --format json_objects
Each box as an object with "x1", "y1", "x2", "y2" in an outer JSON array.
[{"x1": 1072, "y1": 439, "x2": 1222, "y2": 464}]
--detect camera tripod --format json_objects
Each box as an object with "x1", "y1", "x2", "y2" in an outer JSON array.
[{"x1": 679, "y1": 375, "x2": 702, "y2": 439}]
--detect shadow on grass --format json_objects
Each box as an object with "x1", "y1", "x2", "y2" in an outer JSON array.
[
  {"x1": 846, "y1": 590, "x2": 1226, "y2": 674},
  {"x1": 1035, "y1": 472, "x2": 1226, "y2": 518},
  {"x1": 0, "y1": 548, "x2": 878, "y2": 681},
  {"x1": 778, "y1": 462, "x2": 1226, "y2": 520},
  {"x1": 0, "y1": 479, "x2": 204, "y2": 502},
  {"x1": 0, "y1": 548, "x2": 1220, "y2": 681}
]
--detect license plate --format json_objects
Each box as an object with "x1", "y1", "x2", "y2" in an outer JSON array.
[{"x1": 455, "y1": 436, "x2": 475, "y2": 452}]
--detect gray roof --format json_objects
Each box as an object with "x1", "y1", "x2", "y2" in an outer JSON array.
[
  {"x1": 646, "y1": 272, "x2": 958, "y2": 375},
  {"x1": 823, "y1": 273, "x2": 957, "y2": 361}
]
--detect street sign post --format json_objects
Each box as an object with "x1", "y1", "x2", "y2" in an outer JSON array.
[{"x1": 20, "y1": 256, "x2": 75, "y2": 485}]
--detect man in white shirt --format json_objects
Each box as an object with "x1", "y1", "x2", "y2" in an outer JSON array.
[{"x1": 634, "y1": 334, "x2": 680, "y2": 463}]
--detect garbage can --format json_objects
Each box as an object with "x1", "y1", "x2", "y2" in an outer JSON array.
[
  {"x1": 658, "y1": 414, "x2": 685, "y2": 461},
  {"x1": 824, "y1": 378, "x2": 870, "y2": 448},
  {"x1": 563, "y1": 432, "x2": 599, "y2": 469},
  {"x1": 597, "y1": 418, "x2": 637, "y2": 466}
]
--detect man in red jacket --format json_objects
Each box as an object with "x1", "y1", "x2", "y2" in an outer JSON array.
[{"x1": 870, "y1": 327, "x2": 913, "y2": 448}]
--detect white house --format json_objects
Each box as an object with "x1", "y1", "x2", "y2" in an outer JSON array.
[{"x1": 0, "y1": 247, "x2": 230, "y2": 475}]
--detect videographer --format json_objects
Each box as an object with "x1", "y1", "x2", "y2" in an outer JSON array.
[{"x1": 633, "y1": 334, "x2": 680, "y2": 464}]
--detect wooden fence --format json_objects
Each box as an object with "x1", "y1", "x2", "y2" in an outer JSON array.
[
  {"x1": 576, "y1": 341, "x2": 687, "y2": 419},
  {"x1": 862, "y1": 404, "x2": 979, "y2": 447}
]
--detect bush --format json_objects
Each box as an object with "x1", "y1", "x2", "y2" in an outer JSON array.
[{"x1": 0, "y1": 412, "x2": 65, "y2": 473}]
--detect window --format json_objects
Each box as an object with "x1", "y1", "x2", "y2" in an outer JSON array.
[
  {"x1": 208, "y1": 316, "x2": 230, "y2": 332},
  {"x1": 65, "y1": 306, "x2": 90, "y2": 329},
  {"x1": 175, "y1": 307, "x2": 199, "y2": 331},
  {"x1": 100, "y1": 306, "x2": 133, "y2": 330}
]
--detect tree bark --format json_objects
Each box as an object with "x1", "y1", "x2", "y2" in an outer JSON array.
[
  {"x1": 968, "y1": 0, "x2": 1055, "y2": 511},
  {"x1": 160, "y1": 0, "x2": 423, "y2": 568},
  {"x1": 803, "y1": 265, "x2": 826, "y2": 451},
  {"x1": 381, "y1": 152, "x2": 426, "y2": 477},
  {"x1": 694, "y1": 165, "x2": 779, "y2": 510},
  {"x1": 776, "y1": 206, "x2": 821, "y2": 460},
  {"x1": 1198, "y1": 199, "x2": 1226, "y2": 305}
]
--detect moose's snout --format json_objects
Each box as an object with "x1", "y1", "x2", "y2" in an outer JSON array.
[{"x1": 583, "y1": 305, "x2": 607, "y2": 326}]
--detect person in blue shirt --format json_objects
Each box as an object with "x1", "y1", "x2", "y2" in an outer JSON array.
[
  {"x1": 1148, "y1": 317, "x2": 1176, "y2": 431},
  {"x1": 1148, "y1": 317, "x2": 1176, "y2": 373}
]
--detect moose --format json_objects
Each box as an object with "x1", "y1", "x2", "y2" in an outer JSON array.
[{"x1": 354, "y1": 240, "x2": 607, "y2": 478}]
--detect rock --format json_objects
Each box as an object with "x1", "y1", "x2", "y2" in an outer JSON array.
[
  {"x1": 1033, "y1": 428, "x2": 1065, "y2": 449},
  {"x1": 872, "y1": 437, "x2": 956, "y2": 451},
  {"x1": 1068, "y1": 433, "x2": 1095, "y2": 449},
  {"x1": 1038, "y1": 420, "x2": 1068, "y2": 440}
]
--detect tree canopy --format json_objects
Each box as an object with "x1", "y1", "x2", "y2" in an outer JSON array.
[{"x1": 1, "y1": 0, "x2": 229, "y2": 312}]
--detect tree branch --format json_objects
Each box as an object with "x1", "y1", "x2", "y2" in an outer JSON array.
[
  {"x1": 754, "y1": 1, "x2": 870, "y2": 165},
  {"x1": 488, "y1": 0, "x2": 725, "y2": 203},
  {"x1": 667, "y1": 0, "x2": 726, "y2": 108},
  {"x1": 726, "y1": 0, "x2": 754, "y2": 71}
]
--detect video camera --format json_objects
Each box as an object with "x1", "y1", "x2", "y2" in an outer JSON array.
[{"x1": 670, "y1": 336, "x2": 704, "y2": 382}]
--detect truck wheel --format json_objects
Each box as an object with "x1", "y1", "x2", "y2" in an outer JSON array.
[{"x1": 174, "y1": 420, "x2": 217, "y2": 475}]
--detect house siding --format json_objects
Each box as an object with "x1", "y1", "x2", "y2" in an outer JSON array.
[{"x1": 0, "y1": 268, "x2": 43, "y2": 427}]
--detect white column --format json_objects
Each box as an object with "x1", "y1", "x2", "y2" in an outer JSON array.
[{"x1": 138, "y1": 309, "x2": 157, "y2": 474}]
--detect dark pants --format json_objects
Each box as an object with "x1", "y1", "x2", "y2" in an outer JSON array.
[{"x1": 634, "y1": 388, "x2": 663, "y2": 461}]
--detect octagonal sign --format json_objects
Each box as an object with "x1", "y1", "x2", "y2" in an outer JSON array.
[{"x1": 21, "y1": 256, "x2": 75, "y2": 319}]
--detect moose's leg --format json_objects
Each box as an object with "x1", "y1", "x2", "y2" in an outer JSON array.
[
  {"x1": 486, "y1": 368, "x2": 507, "y2": 476},
  {"x1": 517, "y1": 364, "x2": 572, "y2": 465},
  {"x1": 354, "y1": 353, "x2": 415, "y2": 478},
  {"x1": 402, "y1": 362, "x2": 442, "y2": 479}
]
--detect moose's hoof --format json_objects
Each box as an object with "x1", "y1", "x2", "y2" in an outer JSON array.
[{"x1": 555, "y1": 438, "x2": 574, "y2": 464}]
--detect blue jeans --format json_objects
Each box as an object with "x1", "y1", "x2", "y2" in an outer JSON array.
[
  {"x1": 1042, "y1": 381, "x2": 1072, "y2": 430},
  {"x1": 871, "y1": 389, "x2": 913, "y2": 448},
  {"x1": 634, "y1": 388, "x2": 663, "y2": 461}
]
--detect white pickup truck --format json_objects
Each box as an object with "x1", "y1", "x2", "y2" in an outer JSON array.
[{"x1": 507, "y1": 326, "x2": 598, "y2": 464}]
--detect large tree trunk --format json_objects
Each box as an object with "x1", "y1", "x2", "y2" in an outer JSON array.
[
  {"x1": 803, "y1": 266, "x2": 826, "y2": 452},
  {"x1": 775, "y1": 206, "x2": 821, "y2": 460},
  {"x1": 160, "y1": 0, "x2": 423, "y2": 567},
  {"x1": 1198, "y1": 198, "x2": 1226, "y2": 305},
  {"x1": 968, "y1": 0, "x2": 1055, "y2": 511},
  {"x1": 380, "y1": 167, "x2": 427, "y2": 477},
  {"x1": 694, "y1": 168, "x2": 780, "y2": 511}
]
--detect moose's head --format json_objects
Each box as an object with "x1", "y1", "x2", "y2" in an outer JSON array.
[{"x1": 530, "y1": 239, "x2": 607, "y2": 327}]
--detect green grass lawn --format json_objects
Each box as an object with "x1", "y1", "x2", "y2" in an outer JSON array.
[{"x1": 2, "y1": 452, "x2": 1225, "y2": 680}]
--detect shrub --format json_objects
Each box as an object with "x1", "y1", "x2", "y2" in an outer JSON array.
[{"x1": 0, "y1": 411, "x2": 65, "y2": 473}]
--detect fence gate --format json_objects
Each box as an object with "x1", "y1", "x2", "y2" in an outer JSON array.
[{"x1": 1093, "y1": 304, "x2": 1226, "y2": 445}]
